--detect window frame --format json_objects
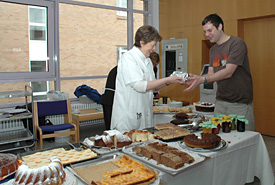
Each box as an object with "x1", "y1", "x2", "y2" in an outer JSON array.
[
  {"x1": 0, "y1": 0, "x2": 159, "y2": 104},
  {"x1": 0, "y1": 0, "x2": 55, "y2": 83}
]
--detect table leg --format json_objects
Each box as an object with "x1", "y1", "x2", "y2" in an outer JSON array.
[{"x1": 73, "y1": 119, "x2": 80, "y2": 142}]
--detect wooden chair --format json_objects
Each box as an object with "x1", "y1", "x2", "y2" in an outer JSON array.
[{"x1": 33, "y1": 99, "x2": 78, "y2": 150}]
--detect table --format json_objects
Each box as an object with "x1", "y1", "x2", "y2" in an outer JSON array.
[
  {"x1": 71, "y1": 131, "x2": 274, "y2": 185},
  {"x1": 72, "y1": 108, "x2": 103, "y2": 142},
  {"x1": 159, "y1": 131, "x2": 274, "y2": 185}
]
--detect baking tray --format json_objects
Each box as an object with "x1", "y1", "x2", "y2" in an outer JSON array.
[
  {"x1": 122, "y1": 139, "x2": 210, "y2": 175},
  {"x1": 82, "y1": 138, "x2": 143, "y2": 155},
  {"x1": 67, "y1": 152, "x2": 161, "y2": 185},
  {"x1": 19, "y1": 143, "x2": 98, "y2": 167}
]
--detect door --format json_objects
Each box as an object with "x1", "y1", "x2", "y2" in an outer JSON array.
[{"x1": 243, "y1": 17, "x2": 275, "y2": 136}]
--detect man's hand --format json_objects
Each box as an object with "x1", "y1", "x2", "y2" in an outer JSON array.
[{"x1": 183, "y1": 74, "x2": 203, "y2": 92}]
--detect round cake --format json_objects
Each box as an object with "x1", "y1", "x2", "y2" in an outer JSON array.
[
  {"x1": 195, "y1": 102, "x2": 215, "y2": 112},
  {"x1": 184, "y1": 133, "x2": 221, "y2": 149},
  {"x1": 0, "y1": 153, "x2": 18, "y2": 178},
  {"x1": 174, "y1": 112, "x2": 188, "y2": 120},
  {"x1": 170, "y1": 119, "x2": 189, "y2": 125},
  {"x1": 14, "y1": 156, "x2": 66, "y2": 185}
]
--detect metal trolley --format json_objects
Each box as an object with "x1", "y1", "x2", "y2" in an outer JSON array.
[{"x1": 0, "y1": 85, "x2": 35, "y2": 152}]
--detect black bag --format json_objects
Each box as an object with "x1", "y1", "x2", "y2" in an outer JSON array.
[{"x1": 42, "y1": 119, "x2": 55, "y2": 143}]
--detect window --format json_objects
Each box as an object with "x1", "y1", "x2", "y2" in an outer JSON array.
[
  {"x1": 117, "y1": 0, "x2": 127, "y2": 17},
  {"x1": 0, "y1": 0, "x2": 157, "y2": 107},
  {"x1": 29, "y1": 6, "x2": 49, "y2": 100},
  {"x1": 117, "y1": 46, "x2": 127, "y2": 61}
]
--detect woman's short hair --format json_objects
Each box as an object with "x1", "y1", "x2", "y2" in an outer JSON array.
[
  {"x1": 134, "y1": 25, "x2": 162, "y2": 47},
  {"x1": 149, "y1": 52, "x2": 160, "y2": 66}
]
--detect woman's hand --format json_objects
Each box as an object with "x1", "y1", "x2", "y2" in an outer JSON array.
[{"x1": 167, "y1": 76, "x2": 185, "y2": 85}]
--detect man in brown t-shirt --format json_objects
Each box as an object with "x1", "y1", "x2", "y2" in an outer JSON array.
[{"x1": 184, "y1": 13, "x2": 254, "y2": 131}]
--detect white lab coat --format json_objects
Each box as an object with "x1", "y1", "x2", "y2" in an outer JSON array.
[{"x1": 111, "y1": 46, "x2": 155, "y2": 132}]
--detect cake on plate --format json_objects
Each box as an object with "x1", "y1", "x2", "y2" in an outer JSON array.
[
  {"x1": 14, "y1": 156, "x2": 66, "y2": 185},
  {"x1": 90, "y1": 130, "x2": 132, "y2": 148},
  {"x1": 124, "y1": 130, "x2": 156, "y2": 142},
  {"x1": 184, "y1": 133, "x2": 221, "y2": 149},
  {"x1": 195, "y1": 102, "x2": 215, "y2": 112},
  {"x1": 0, "y1": 153, "x2": 18, "y2": 178}
]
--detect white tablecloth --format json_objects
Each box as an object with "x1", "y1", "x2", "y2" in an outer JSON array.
[
  {"x1": 69, "y1": 131, "x2": 274, "y2": 185},
  {"x1": 159, "y1": 131, "x2": 274, "y2": 185}
]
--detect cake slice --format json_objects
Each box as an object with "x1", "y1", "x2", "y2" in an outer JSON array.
[
  {"x1": 159, "y1": 153, "x2": 185, "y2": 169},
  {"x1": 154, "y1": 123, "x2": 176, "y2": 130}
]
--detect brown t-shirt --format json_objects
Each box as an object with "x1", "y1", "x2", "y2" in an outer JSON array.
[{"x1": 209, "y1": 36, "x2": 253, "y2": 104}]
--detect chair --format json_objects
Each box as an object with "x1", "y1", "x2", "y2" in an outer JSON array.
[{"x1": 33, "y1": 99, "x2": 78, "y2": 150}]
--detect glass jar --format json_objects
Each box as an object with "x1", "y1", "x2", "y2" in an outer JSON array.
[
  {"x1": 229, "y1": 114, "x2": 237, "y2": 130},
  {"x1": 212, "y1": 124, "x2": 220, "y2": 134},
  {"x1": 236, "y1": 115, "x2": 248, "y2": 132},
  {"x1": 237, "y1": 120, "x2": 245, "y2": 132},
  {"x1": 203, "y1": 127, "x2": 212, "y2": 133},
  {"x1": 222, "y1": 122, "x2": 231, "y2": 133}
]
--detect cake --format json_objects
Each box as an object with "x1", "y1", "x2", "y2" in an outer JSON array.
[
  {"x1": 94, "y1": 135, "x2": 114, "y2": 147},
  {"x1": 154, "y1": 125, "x2": 190, "y2": 140},
  {"x1": 184, "y1": 133, "x2": 221, "y2": 149},
  {"x1": 154, "y1": 123, "x2": 176, "y2": 130},
  {"x1": 90, "y1": 130, "x2": 132, "y2": 148},
  {"x1": 91, "y1": 155, "x2": 156, "y2": 185},
  {"x1": 0, "y1": 153, "x2": 18, "y2": 178},
  {"x1": 170, "y1": 119, "x2": 190, "y2": 125},
  {"x1": 114, "y1": 134, "x2": 132, "y2": 148},
  {"x1": 132, "y1": 142, "x2": 194, "y2": 169},
  {"x1": 195, "y1": 102, "x2": 215, "y2": 112},
  {"x1": 22, "y1": 148, "x2": 97, "y2": 167},
  {"x1": 14, "y1": 156, "x2": 66, "y2": 185},
  {"x1": 182, "y1": 101, "x2": 190, "y2": 106},
  {"x1": 174, "y1": 112, "x2": 188, "y2": 120},
  {"x1": 124, "y1": 130, "x2": 156, "y2": 142}
]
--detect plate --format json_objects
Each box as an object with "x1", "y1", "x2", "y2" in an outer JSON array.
[
  {"x1": 1, "y1": 169, "x2": 76, "y2": 185},
  {"x1": 192, "y1": 110, "x2": 214, "y2": 116},
  {"x1": 4, "y1": 109, "x2": 27, "y2": 114},
  {"x1": 0, "y1": 160, "x2": 23, "y2": 184},
  {"x1": 180, "y1": 139, "x2": 228, "y2": 152}
]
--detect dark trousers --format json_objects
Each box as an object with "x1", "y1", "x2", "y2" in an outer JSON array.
[{"x1": 102, "y1": 104, "x2": 113, "y2": 130}]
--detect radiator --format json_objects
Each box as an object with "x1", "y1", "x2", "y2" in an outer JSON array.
[
  {"x1": 0, "y1": 103, "x2": 103, "y2": 130},
  {"x1": 0, "y1": 120, "x2": 24, "y2": 131},
  {"x1": 47, "y1": 103, "x2": 104, "y2": 126}
]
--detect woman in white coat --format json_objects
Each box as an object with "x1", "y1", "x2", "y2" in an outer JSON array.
[{"x1": 111, "y1": 25, "x2": 184, "y2": 132}]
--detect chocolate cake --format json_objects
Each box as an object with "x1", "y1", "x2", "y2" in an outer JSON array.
[
  {"x1": 195, "y1": 102, "x2": 215, "y2": 112},
  {"x1": 184, "y1": 133, "x2": 221, "y2": 149},
  {"x1": 132, "y1": 142, "x2": 194, "y2": 169},
  {"x1": 170, "y1": 119, "x2": 190, "y2": 125},
  {"x1": 174, "y1": 112, "x2": 188, "y2": 120}
]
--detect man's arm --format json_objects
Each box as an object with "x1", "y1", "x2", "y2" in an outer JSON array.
[
  {"x1": 205, "y1": 64, "x2": 237, "y2": 83},
  {"x1": 184, "y1": 63, "x2": 238, "y2": 92}
]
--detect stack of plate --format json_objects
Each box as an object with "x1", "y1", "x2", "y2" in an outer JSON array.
[{"x1": 168, "y1": 101, "x2": 182, "y2": 108}]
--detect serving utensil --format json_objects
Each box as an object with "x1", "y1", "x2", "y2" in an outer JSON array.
[{"x1": 62, "y1": 138, "x2": 83, "y2": 151}]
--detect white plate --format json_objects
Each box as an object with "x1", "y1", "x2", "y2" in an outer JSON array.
[
  {"x1": 193, "y1": 110, "x2": 214, "y2": 116},
  {"x1": 180, "y1": 139, "x2": 228, "y2": 152},
  {"x1": 4, "y1": 109, "x2": 27, "y2": 114},
  {"x1": 2, "y1": 169, "x2": 77, "y2": 185}
]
